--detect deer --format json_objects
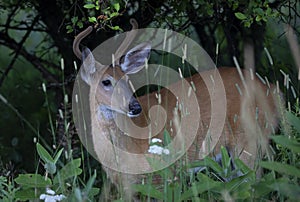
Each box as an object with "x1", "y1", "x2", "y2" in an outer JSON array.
[{"x1": 72, "y1": 20, "x2": 281, "y2": 201}]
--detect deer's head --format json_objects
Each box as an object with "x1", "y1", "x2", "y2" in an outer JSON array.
[{"x1": 73, "y1": 20, "x2": 151, "y2": 118}]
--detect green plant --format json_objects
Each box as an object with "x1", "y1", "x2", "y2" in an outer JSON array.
[
  {"x1": 1, "y1": 58, "x2": 101, "y2": 201},
  {"x1": 0, "y1": 176, "x2": 18, "y2": 202},
  {"x1": 13, "y1": 143, "x2": 99, "y2": 201},
  {"x1": 234, "y1": 1, "x2": 279, "y2": 27},
  {"x1": 132, "y1": 111, "x2": 300, "y2": 201},
  {"x1": 66, "y1": 0, "x2": 124, "y2": 33}
]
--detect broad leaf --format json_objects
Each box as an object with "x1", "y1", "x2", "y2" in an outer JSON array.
[
  {"x1": 53, "y1": 158, "x2": 82, "y2": 184},
  {"x1": 260, "y1": 161, "x2": 300, "y2": 178},
  {"x1": 235, "y1": 12, "x2": 247, "y2": 20},
  {"x1": 36, "y1": 143, "x2": 54, "y2": 163},
  {"x1": 132, "y1": 184, "x2": 163, "y2": 200},
  {"x1": 271, "y1": 135, "x2": 300, "y2": 153},
  {"x1": 15, "y1": 174, "x2": 52, "y2": 188}
]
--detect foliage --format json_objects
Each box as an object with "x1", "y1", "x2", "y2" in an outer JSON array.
[
  {"x1": 66, "y1": 0, "x2": 124, "y2": 33},
  {"x1": 0, "y1": 176, "x2": 18, "y2": 202},
  {"x1": 12, "y1": 143, "x2": 99, "y2": 201},
  {"x1": 0, "y1": 0, "x2": 300, "y2": 201},
  {"x1": 132, "y1": 111, "x2": 300, "y2": 201},
  {"x1": 1, "y1": 119, "x2": 299, "y2": 201},
  {"x1": 233, "y1": 1, "x2": 280, "y2": 27},
  {"x1": 0, "y1": 59, "x2": 100, "y2": 201}
]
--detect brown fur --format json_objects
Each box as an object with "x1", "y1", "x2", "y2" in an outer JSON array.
[{"x1": 89, "y1": 67, "x2": 280, "y2": 200}]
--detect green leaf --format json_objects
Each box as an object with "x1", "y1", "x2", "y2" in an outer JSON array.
[
  {"x1": 203, "y1": 156, "x2": 223, "y2": 174},
  {"x1": 53, "y1": 158, "x2": 82, "y2": 184},
  {"x1": 84, "y1": 4, "x2": 95, "y2": 9},
  {"x1": 207, "y1": 8, "x2": 214, "y2": 16},
  {"x1": 107, "y1": 25, "x2": 121, "y2": 31},
  {"x1": 15, "y1": 174, "x2": 52, "y2": 188},
  {"x1": 15, "y1": 188, "x2": 37, "y2": 200},
  {"x1": 88, "y1": 17, "x2": 97, "y2": 23},
  {"x1": 252, "y1": 175, "x2": 285, "y2": 198},
  {"x1": 260, "y1": 161, "x2": 300, "y2": 178},
  {"x1": 53, "y1": 148, "x2": 64, "y2": 163},
  {"x1": 222, "y1": 171, "x2": 254, "y2": 192},
  {"x1": 163, "y1": 129, "x2": 172, "y2": 146},
  {"x1": 244, "y1": 21, "x2": 251, "y2": 27},
  {"x1": 254, "y1": 8, "x2": 264, "y2": 15},
  {"x1": 83, "y1": 170, "x2": 97, "y2": 196},
  {"x1": 66, "y1": 25, "x2": 73, "y2": 33},
  {"x1": 180, "y1": 173, "x2": 220, "y2": 200},
  {"x1": 132, "y1": 184, "x2": 163, "y2": 200},
  {"x1": 67, "y1": 28, "x2": 74, "y2": 33},
  {"x1": 77, "y1": 21, "x2": 83, "y2": 28},
  {"x1": 255, "y1": 15, "x2": 262, "y2": 22},
  {"x1": 113, "y1": 3, "x2": 120, "y2": 12},
  {"x1": 44, "y1": 162, "x2": 57, "y2": 174},
  {"x1": 268, "y1": 181, "x2": 300, "y2": 199},
  {"x1": 74, "y1": 187, "x2": 83, "y2": 201},
  {"x1": 88, "y1": 187, "x2": 100, "y2": 199},
  {"x1": 234, "y1": 158, "x2": 251, "y2": 174},
  {"x1": 36, "y1": 143, "x2": 54, "y2": 163},
  {"x1": 109, "y1": 12, "x2": 119, "y2": 18},
  {"x1": 271, "y1": 135, "x2": 300, "y2": 153},
  {"x1": 221, "y1": 146, "x2": 231, "y2": 170},
  {"x1": 286, "y1": 111, "x2": 300, "y2": 135},
  {"x1": 71, "y1": 16, "x2": 78, "y2": 25},
  {"x1": 235, "y1": 12, "x2": 247, "y2": 20}
]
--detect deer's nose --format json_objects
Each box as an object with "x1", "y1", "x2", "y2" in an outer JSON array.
[{"x1": 128, "y1": 97, "x2": 142, "y2": 116}]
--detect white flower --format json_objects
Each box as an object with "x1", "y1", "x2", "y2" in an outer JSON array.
[
  {"x1": 151, "y1": 138, "x2": 162, "y2": 143},
  {"x1": 148, "y1": 145, "x2": 170, "y2": 155},
  {"x1": 40, "y1": 188, "x2": 66, "y2": 202},
  {"x1": 46, "y1": 188, "x2": 55, "y2": 195},
  {"x1": 163, "y1": 148, "x2": 170, "y2": 155},
  {"x1": 148, "y1": 145, "x2": 163, "y2": 154}
]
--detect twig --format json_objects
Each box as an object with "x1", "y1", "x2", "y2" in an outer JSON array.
[{"x1": 0, "y1": 32, "x2": 59, "y2": 85}]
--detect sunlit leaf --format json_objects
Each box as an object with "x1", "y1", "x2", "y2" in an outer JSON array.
[
  {"x1": 84, "y1": 4, "x2": 95, "y2": 9},
  {"x1": 235, "y1": 12, "x2": 247, "y2": 20},
  {"x1": 88, "y1": 17, "x2": 97, "y2": 23},
  {"x1": 113, "y1": 3, "x2": 120, "y2": 12}
]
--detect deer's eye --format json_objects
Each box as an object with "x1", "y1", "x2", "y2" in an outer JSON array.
[{"x1": 102, "y1": 80, "x2": 112, "y2": 86}]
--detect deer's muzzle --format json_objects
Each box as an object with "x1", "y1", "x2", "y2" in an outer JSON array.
[{"x1": 128, "y1": 97, "x2": 142, "y2": 117}]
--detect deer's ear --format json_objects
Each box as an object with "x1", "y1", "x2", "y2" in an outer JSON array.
[
  {"x1": 81, "y1": 47, "x2": 96, "y2": 85},
  {"x1": 120, "y1": 42, "x2": 151, "y2": 74}
]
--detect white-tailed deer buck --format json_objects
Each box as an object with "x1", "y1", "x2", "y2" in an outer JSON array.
[{"x1": 73, "y1": 20, "x2": 281, "y2": 200}]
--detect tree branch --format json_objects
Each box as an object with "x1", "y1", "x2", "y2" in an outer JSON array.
[
  {"x1": 0, "y1": 31, "x2": 59, "y2": 85},
  {"x1": 0, "y1": 24, "x2": 47, "y2": 32},
  {"x1": 0, "y1": 16, "x2": 42, "y2": 86}
]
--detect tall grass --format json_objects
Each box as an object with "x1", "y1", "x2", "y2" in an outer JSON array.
[{"x1": 1, "y1": 48, "x2": 300, "y2": 202}]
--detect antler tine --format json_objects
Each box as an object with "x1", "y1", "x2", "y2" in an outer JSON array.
[
  {"x1": 114, "y1": 19, "x2": 138, "y2": 62},
  {"x1": 73, "y1": 26, "x2": 93, "y2": 59}
]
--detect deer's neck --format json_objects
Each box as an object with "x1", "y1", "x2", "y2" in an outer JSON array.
[
  {"x1": 97, "y1": 105, "x2": 115, "y2": 121},
  {"x1": 93, "y1": 104, "x2": 149, "y2": 153}
]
